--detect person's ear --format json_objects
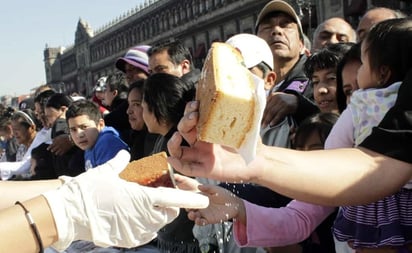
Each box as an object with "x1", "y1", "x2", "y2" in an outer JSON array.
[
  {"x1": 378, "y1": 65, "x2": 392, "y2": 86},
  {"x1": 180, "y1": 59, "x2": 191, "y2": 74},
  {"x1": 302, "y1": 47, "x2": 311, "y2": 56},
  {"x1": 60, "y1": 106, "x2": 68, "y2": 113},
  {"x1": 97, "y1": 118, "x2": 105, "y2": 130},
  {"x1": 29, "y1": 124, "x2": 36, "y2": 133},
  {"x1": 299, "y1": 39, "x2": 305, "y2": 54},
  {"x1": 264, "y1": 71, "x2": 277, "y2": 91}
]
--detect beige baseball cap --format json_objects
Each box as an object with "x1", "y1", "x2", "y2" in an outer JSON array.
[{"x1": 255, "y1": 0, "x2": 304, "y2": 39}]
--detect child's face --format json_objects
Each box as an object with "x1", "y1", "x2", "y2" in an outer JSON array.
[
  {"x1": 127, "y1": 88, "x2": 145, "y2": 131},
  {"x1": 295, "y1": 131, "x2": 324, "y2": 151},
  {"x1": 341, "y1": 60, "x2": 361, "y2": 104},
  {"x1": 249, "y1": 66, "x2": 277, "y2": 94},
  {"x1": 357, "y1": 42, "x2": 379, "y2": 89},
  {"x1": 311, "y1": 68, "x2": 339, "y2": 114},
  {"x1": 95, "y1": 91, "x2": 105, "y2": 101},
  {"x1": 68, "y1": 115, "x2": 103, "y2": 150}
]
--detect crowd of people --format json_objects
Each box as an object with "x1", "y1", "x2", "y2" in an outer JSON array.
[{"x1": 1, "y1": 1, "x2": 412, "y2": 253}]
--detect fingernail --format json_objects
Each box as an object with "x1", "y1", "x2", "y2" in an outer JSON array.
[
  {"x1": 188, "y1": 112, "x2": 195, "y2": 119},
  {"x1": 191, "y1": 101, "x2": 198, "y2": 108},
  {"x1": 171, "y1": 132, "x2": 178, "y2": 140}
]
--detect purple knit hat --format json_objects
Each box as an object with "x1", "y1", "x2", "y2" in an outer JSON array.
[{"x1": 115, "y1": 45, "x2": 151, "y2": 74}]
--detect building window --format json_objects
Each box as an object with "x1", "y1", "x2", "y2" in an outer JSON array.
[
  {"x1": 181, "y1": 5, "x2": 186, "y2": 20},
  {"x1": 186, "y1": 3, "x2": 192, "y2": 18},
  {"x1": 199, "y1": 1, "x2": 203, "y2": 13}
]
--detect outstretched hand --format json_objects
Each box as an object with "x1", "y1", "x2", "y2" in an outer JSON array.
[
  {"x1": 167, "y1": 101, "x2": 257, "y2": 183},
  {"x1": 187, "y1": 184, "x2": 246, "y2": 226},
  {"x1": 43, "y1": 150, "x2": 209, "y2": 251},
  {"x1": 173, "y1": 173, "x2": 202, "y2": 192}
]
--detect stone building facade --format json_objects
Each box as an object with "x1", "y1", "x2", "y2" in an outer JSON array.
[{"x1": 43, "y1": 0, "x2": 411, "y2": 97}]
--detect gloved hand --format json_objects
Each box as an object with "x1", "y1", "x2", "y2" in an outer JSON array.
[{"x1": 42, "y1": 150, "x2": 209, "y2": 251}]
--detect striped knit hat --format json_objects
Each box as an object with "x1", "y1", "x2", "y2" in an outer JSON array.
[{"x1": 115, "y1": 45, "x2": 151, "y2": 74}]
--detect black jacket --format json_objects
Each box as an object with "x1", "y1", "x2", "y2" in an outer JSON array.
[
  {"x1": 129, "y1": 128, "x2": 159, "y2": 161},
  {"x1": 154, "y1": 127, "x2": 200, "y2": 253},
  {"x1": 182, "y1": 68, "x2": 201, "y2": 89},
  {"x1": 104, "y1": 97, "x2": 131, "y2": 145}
]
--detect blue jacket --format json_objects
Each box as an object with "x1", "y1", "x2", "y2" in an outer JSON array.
[{"x1": 84, "y1": 126, "x2": 129, "y2": 170}]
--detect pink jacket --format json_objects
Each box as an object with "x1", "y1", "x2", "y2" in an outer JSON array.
[{"x1": 234, "y1": 199, "x2": 335, "y2": 247}]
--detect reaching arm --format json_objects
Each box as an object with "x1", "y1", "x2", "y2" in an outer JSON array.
[
  {"x1": 168, "y1": 101, "x2": 412, "y2": 206},
  {"x1": 188, "y1": 184, "x2": 334, "y2": 247},
  {"x1": 0, "y1": 150, "x2": 209, "y2": 253},
  {"x1": 1, "y1": 196, "x2": 57, "y2": 253},
  {"x1": 0, "y1": 180, "x2": 62, "y2": 209},
  {"x1": 250, "y1": 145, "x2": 412, "y2": 206},
  {"x1": 233, "y1": 200, "x2": 334, "y2": 247}
]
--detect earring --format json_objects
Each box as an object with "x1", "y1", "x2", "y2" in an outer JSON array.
[{"x1": 377, "y1": 80, "x2": 383, "y2": 87}]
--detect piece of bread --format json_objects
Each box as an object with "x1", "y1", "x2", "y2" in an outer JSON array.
[
  {"x1": 119, "y1": 152, "x2": 175, "y2": 188},
  {"x1": 196, "y1": 42, "x2": 256, "y2": 149}
]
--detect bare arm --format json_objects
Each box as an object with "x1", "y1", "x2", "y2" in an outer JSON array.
[
  {"x1": 251, "y1": 145, "x2": 412, "y2": 206},
  {"x1": 0, "y1": 179, "x2": 62, "y2": 209},
  {"x1": 0, "y1": 150, "x2": 210, "y2": 253},
  {"x1": 0, "y1": 196, "x2": 58, "y2": 253},
  {"x1": 168, "y1": 101, "x2": 412, "y2": 206}
]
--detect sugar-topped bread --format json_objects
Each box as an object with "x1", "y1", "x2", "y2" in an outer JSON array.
[
  {"x1": 119, "y1": 152, "x2": 175, "y2": 188},
  {"x1": 196, "y1": 42, "x2": 256, "y2": 149}
]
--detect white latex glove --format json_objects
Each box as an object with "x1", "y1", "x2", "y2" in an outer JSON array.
[{"x1": 42, "y1": 150, "x2": 209, "y2": 251}]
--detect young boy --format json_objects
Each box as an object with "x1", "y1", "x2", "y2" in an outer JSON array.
[{"x1": 66, "y1": 100, "x2": 129, "y2": 170}]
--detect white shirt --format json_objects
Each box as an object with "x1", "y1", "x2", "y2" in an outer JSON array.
[{"x1": 0, "y1": 127, "x2": 52, "y2": 178}]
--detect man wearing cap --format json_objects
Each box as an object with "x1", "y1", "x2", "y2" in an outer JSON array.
[
  {"x1": 256, "y1": 0, "x2": 319, "y2": 129},
  {"x1": 116, "y1": 45, "x2": 151, "y2": 84},
  {"x1": 254, "y1": 3, "x2": 322, "y2": 252}
]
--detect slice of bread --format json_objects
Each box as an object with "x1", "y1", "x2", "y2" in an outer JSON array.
[
  {"x1": 196, "y1": 42, "x2": 256, "y2": 149},
  {"x1": 119, "y1": 152, "x2": 175, "y2": 188}
]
